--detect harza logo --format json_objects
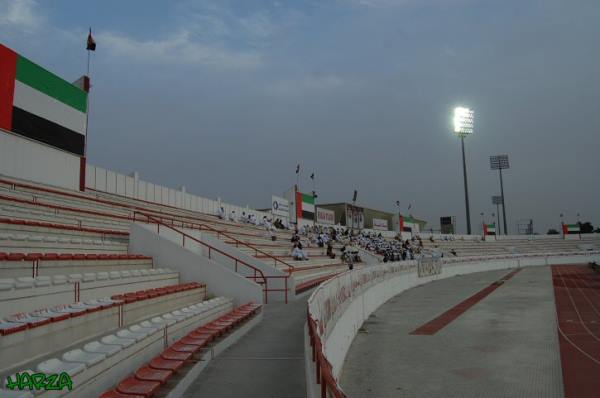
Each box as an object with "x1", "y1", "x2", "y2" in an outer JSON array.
[{"x1": 5, "y1": 371, "x2": 73, "y2": 391}]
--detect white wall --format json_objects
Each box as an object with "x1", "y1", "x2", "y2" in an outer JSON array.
[
  {"x1": 305, "y1": 251, "x2": 600, "y2": 398},
  {"x1": 129, "y1": 223, "x2": 263, "y2": 305},
  {"x1": 0, "y1": 130, "x2": 80, "y2": 190},
  {"x1": 86, "y1": 163, "x2": 271, "y2": 221}
]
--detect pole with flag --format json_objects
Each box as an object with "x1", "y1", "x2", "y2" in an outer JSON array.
[
  {"x1": 80, "y1": 28, "x2": 96, "y2": 192},
  {"x1": 86, "y1": 28, "x2": 96, "y2": 76},
  {"x1": 310, "y1": 172, "x2": 316, "y2": 226}
]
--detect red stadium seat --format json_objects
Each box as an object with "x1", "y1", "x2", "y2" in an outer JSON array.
[
  {"x1": 100, "y1": 390, "x2": 145, "y2": 398},
  {"x1": 134, "y1": 366, "x2": 172, "y2": 384},
  {"x1": 160, "y1": 348, "x2": 193, "y2": 361},
  {"x1": 116, "y1": 376, "x2": 161, "y2": 398},
  {"x1": 148, "y1": 356, "x2": 184, "y2": 372}
]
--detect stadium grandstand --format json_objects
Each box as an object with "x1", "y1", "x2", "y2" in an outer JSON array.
[{"x1": 1, "y1": 7, "x2": 600, "y2": 398}]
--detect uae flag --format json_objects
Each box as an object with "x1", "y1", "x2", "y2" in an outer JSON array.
[
  {"x1": 562, "y1": 223, "x2": 580, "y2": 235},
  {"x1": 483, "y1": 223, "x2": 496, "y2": 235},
  {"x1": 0, "y1": 43, "x2": 88, "y2": 156},
  {"x1": 400, "y1": 215, "x2": 413, "y2": 232},
  {"x1": 295, "y1": 192, "x2": 315, "y2": 220}
]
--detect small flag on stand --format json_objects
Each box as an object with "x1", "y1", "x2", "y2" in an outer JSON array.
[{"x1": 86, "y1": 28, "x2": 96, "y2": 51}]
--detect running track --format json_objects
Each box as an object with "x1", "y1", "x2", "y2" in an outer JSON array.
[{"x1": 552, "y1": 265, "x2": 600, "y2": 398}]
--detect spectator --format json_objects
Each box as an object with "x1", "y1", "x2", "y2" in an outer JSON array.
[{"x1": 327, "y1": 241, "x2": 336, "y2": 259}]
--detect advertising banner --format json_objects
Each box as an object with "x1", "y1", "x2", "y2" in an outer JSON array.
[
  {"x1": 272, "y1": 195, "x2": 290, "y2": 219},
  {"x1": 317, "y1": 207, "x2": 335, "y2": 225},
  {"x1": 372, "y1": 218, "x2": 388, "y2": 231}
]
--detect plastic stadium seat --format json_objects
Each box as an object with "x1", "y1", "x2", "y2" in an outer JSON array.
[
  {"x1": 62, "y1": 348, "x2": 106, "y2": 366},
  {"x1": 24, "y1": 253, "x2": 43, "y2": 261},
  {"x1": 160, "y1": 348, "x2": 193, "y2": 361},
  {"x1": 116, "y1": 376, "x2": 161, "y2": 398},
  {"x1": 33, "y1": 276, "x2": 51, "y2": 287},
  {"x1": 131, "y1": 323, "x2": 159, "y2": 336},
  {"x1": 7, "y1": 253, "x2": 25, "y2": 261},
  {"x1": 134, "y1": 366, "x2": 173, "y2": 384},
  {"x1": 101, "y1": 334, "x2": 136, "y2": 348},
  {"x1": 43, "y1": 253, "x2": 59, "y2": 260},
  {"x1": 37, "y1": 358, "x2": 86, "y2": 377},
  {"x1": 116, "y1": 328, "x2": 148, "y2": 342},
  {"x1": 84, "y1": 341, "x2": 121, "y2": 357},
  {"x1": 179, "y1": 336, "x2": 209, "y2": 347},
  {"x1": 148, "y1": 356, "x2": 184, "y2": 372},
  {"x1": 0, "y1": 279, "x2": 14, "y2": 291},
  {"x1": 0, "y1": 320, "x2": 28, "y2": 335},
  {"x1": 169, "y1": 342, "x2": 201, "y2": 354},
  {"x1": 100, "y1": 390, "x2": 144, "y2": 398},
  {"x1": 14, "y1": 277, "x2": 35, "y2": 289}
]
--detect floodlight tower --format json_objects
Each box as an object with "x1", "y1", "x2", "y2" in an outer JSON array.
[
  {"x1": 490, "y1": 155, "x2": 510, "y2": 235},
  {"x1": 453, "y1": 107, "x2": 474, "y2": 234},
  {"x1": 492, "y1": 195, "x2": 503, "y2": 235}
]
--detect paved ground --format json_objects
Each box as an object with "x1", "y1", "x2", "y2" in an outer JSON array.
[
  {"x1": 182, "y1": 297, "x2": 307, "y2": 398},
  {"x1": 340, "y1": 267, "x2": 563, "y2": 398}
]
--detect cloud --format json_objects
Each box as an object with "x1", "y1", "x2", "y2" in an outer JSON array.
[
  {"x1": 346, "y1": 0, "x2": 475, "y2": 6},
  {"x1": 265, "y1": 75, "x2": 348, "y2": 96},
  {"x1": 0, "y1": 0, "x2": 42, "y2": 31},
  {"x1": 96, "y1": 30, "x2": 262, "y2": 69}
]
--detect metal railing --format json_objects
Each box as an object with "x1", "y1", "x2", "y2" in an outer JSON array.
[
  {"x1": 307, "y1": 313, "x2": 347, "y2": 398},
  {"x1": 135, "y1": 211, "x2": 290, "y2": 303},
  {"x1": 132, "y1": 211, "x2": 295, "y2": 274}
]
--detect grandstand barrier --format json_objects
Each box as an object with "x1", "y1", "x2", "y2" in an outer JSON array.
[
  {"x1": 86, "y1": 164, "x2": 271, "y2": 221},
  {"x1": 129, "y1": 223, "x2": 265, "y2": 306},
  {"x1": 131, "y1": 217, "x2": 292, "y2": 303},
  {"x1": 304, "y1": 251, "x2": 600, "y2": 398}
]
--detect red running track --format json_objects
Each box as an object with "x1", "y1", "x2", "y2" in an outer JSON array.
[
  {"x1": 552, "y1": 265, "x2": 600, "y2": 398},
  {"x1": 410, "y1": 268, "x2": 522, "y2": 335}
]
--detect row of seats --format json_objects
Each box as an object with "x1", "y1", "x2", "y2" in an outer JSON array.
[
  {"x1": 0, "y1": 282, "x2": 204, "y2": 335},
  {"x1": 0, "y1": 282, "x2": 207, "y2": 376},
  {"x1": 0, "y1": 252, "x2": 150, "y2": 261},
  {"x1": 0, "y1": 268, "x2": 177, "y2": 318},
  {"x1": 0, "y1": 297, "x2": 235, "y2": 398},
  {"x1": 0, "y1": 217, "x2": 128, "y2": 237},
  {"x1": 101, "y1": 302, "x2": 262, "y2": 398}
]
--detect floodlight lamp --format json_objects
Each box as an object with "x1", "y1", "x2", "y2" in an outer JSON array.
[{"x1": 453, "y1": 107, "x2": 474, "y2": 136}]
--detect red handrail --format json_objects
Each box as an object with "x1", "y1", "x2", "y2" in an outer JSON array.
[
  {"x1": 307, "y1": 315, "x2": 347, "y2": 398},
  {"x1": 138, "y1": 212, "x2": 290, "y2": 304},
  {"x1": 132, "y1": 211, "x2": 295, "y2": 274}
]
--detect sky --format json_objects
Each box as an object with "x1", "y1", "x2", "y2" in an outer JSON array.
[{"x1": 1, "y1": 0, "x2": 599, "y2": 234}]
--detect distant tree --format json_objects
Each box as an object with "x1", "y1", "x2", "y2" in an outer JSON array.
[
  {"x1": 547, "y1": 228, "x2": 560, "y2": 235},
  {"x1": 580, "y1": 222, "x2": 594, "y2": 234}
]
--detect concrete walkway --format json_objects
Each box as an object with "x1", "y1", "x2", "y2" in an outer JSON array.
[
  {"x1": 182, "y1": 297, "x2": 308, "y2": 398},
  {"x1": 340, "y1": 267, "x2": 563, "y2": 398}
]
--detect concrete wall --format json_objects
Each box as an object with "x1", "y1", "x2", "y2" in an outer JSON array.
[
  {"x1": 129, "y1": 223, "x2": 263, "y2": 305},
  {"x1": 305, "y1": 251, "x2": 600, "y2": 398},
  {"x1": 188, "y1": 228, "x2": 294, "y2": 302},
  {"x1": 86, "y1": 163, "x2": 270, "y2": 221},
  {"x1": 0, "y1": 130, "x2": 80, "y2": 191}
]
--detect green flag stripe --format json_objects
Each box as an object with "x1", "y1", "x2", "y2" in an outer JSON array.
[
  {"x1": 301, "y1": 193, "x2": 314, "y2": 205},
  {"x1": 16, "y1": 55, "x2": 87, "y2": 113}
]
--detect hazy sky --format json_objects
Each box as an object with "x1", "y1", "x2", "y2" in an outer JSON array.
[{"x1": 1, "y1": 0, "x2": 598, "y2": 234}]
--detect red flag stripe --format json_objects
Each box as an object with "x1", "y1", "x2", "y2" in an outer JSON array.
[{"x1": 0, "y1": 44, "x2": 18, "y2": 131}]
